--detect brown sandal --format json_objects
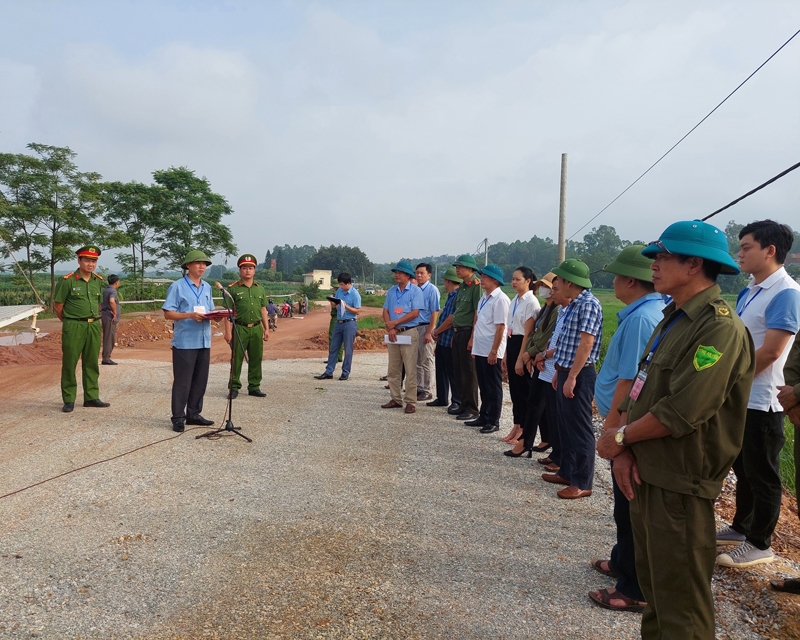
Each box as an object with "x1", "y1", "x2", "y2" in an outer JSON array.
[
  {"x1": 590, "y1": 558, "x2": 617, "y2": 578},
  {"x1": 770, "y1": 578, "x2": 800, "y2": 594},
  {"x1": 588, "y1": 587, "x2": 646, "y2": 613}
]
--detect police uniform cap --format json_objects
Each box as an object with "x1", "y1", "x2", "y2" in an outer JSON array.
[
  {"x1": 641, "y1": 220, "x2": 739, "y2": 275},
  {"x1": 604, "y1": 245, "x2": 654, "y2": 282},
  {"x1": 76, "y1": 246, "x2": 101, "y2": 258},
  {"x1": 181, "y1": 249, "x2": 212, "y2": 269},
  {"x1": 237, "y1": 254, "x2": 258, "y2": 268}
]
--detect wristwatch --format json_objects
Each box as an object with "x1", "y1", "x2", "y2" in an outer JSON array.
[{"x1": 614, "y1": 425, "x2": 627, "y2": 446}]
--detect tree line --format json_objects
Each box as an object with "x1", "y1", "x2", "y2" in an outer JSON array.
[{"x1": 0, "y1": 143, "x2": 237, "y2": 305}]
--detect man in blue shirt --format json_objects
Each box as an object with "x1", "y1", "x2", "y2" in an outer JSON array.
[
  {"x1": 162, "y1": 250, "x2": 216, "y2": 432},
  {"x1": 589, "y1": 246, "x2": 664, "y2": 613},
  {"x1": 415, "y1": 263, "x2": 441, "y2": 402},
  {"x1": 315, "y1": 272, "x2": 362, "y2": 381},
  {"x1": 382, "y1": 260, "x2": 424, "y2": 413}
]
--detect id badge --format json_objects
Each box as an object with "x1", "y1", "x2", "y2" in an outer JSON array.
[
  {"x1": 629, "y1": 370, "x2": 647, "y2": 400},
  {"x1": 194, "y1": 305, "x2": 206, "y2": 314},
  {"x1": 394, "y1": 307, "x2": 403, "y2": 316}
]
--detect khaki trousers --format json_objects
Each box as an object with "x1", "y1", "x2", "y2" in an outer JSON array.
[
  {"x1": 416, "y1": 325, "x2": 435, "y2": 394},
  {"x1": 387, "y1": 329, "x2": 418, "y2": 406}
]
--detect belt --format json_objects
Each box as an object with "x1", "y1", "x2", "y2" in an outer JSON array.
[
  {"x1": 337, "y1": 319, "x2": 355, "y2": 323},
  {"x1": 416, "y1": 322, "x2": 430, "y2": 327},
  {"x1": 555, "y1": 362, "x2": 595, "y2": 372},
  {"x1": 397, "y1": 325, "x2": 418, "y2": 333},
  {"x1": 66, "y1": 317, "x2": 98, "y2": 323},
  {"x1": 453, "y1": 326, "x2": 472, "y2": 332},
  {"x1": 235, "y1": 320, "x2": 262, "y2": 328}
]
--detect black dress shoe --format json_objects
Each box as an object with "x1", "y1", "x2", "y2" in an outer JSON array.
[
  {"x1": 314, "y1": 373, "x2": 333, "y2": 380},
  {"x1": 465, "y1": 417, "x2": 488, "y2": 427},
  {"x1": 248, "y1": 389, "x2": 266, "y2": 397},
  {"x1": 228, "y1": 389, "x2": 239, "y2": 399},
  {"x1": 186, "y1": 416, "x2": 214, "y2": 426},
  {"x1": 62, "y1": 402, "x2": 74, "y2": 413},
  {"x1": 172, "y1": 421, "x2": 185, "y2": 433},
  {"x1": 455, "y1": 412, "x2": 478, "y2": 421},
  {"x1": 339, "y1": 374, "x2": 349, "y2": 381},
  {"x1": 83, "y1": 399, "x2": 110, "y2": 408},
  {"x1": 447, "y1": 404, "x2": 463, "y2": 415},
  {"x1": 480, "y1": 424, "x2": 500, "y2": 434},
  {"x1": 101, "y1": 360, "x2": 118, "y2": 365},
  {"x1": 426, "y1": 399, "x2": 447, "y2": 407}
]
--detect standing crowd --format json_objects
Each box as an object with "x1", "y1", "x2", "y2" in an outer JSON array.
[{"x1": 55, "y1": 217, "x2": 800, "y2": 640}]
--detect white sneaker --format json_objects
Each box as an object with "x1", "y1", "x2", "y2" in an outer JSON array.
[
  {"x1": 716, "y1": 525, "x2": 746, "y2": 546},
  {"x1": 716, "y1": 541, "x2": 774, "y2": 568}
]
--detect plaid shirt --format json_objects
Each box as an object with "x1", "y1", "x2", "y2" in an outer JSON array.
[
  {"x1": 553, "y1": 288, "x2": 603, "y2": 368},
  {"x1": 435, "y1": 289, "x2": 458, "y2": 348}
]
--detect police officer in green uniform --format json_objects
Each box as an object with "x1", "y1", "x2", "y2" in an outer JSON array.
[
  {"x1": 53, "y1": 246, "x2": 111, "y2": 413},
  {"x1": 597, "y1": 220, "x2": 755, "y2": 639},
  {"x1": 224, "y1": 254, "x2": 270, "y2": 398}
]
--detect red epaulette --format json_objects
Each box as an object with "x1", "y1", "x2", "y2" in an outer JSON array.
[
  {"x1": 228, "y1": 281, "x2": 240, "y2": 288},
  {"x1": 93, "y1": 273, "x2": 104, "y2": 280},
  {"x1": 63, "y1": 272, "x2": 74, "y2": 279}
]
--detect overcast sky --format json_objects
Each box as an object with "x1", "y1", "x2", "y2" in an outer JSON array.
[{"x1": 1, "y1": 0, "x2": 798, "y2": 267}]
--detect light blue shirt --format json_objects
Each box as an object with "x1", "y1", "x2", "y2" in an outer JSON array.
[
  {"x1": 383, "y1": 282, "x2": 424, "y2": 329},
  {"x1": 417, "y1": 280, "x2": 441, "y2": 324},
  {"x1": 162, "y1": 276, "x2": 214, "y2": 349},
  {"x1": 335, "y1": 286, "x2": 362, "y2": 320},
  {"x1": 594, "y1": 292, "x2": 665, "y2": 417}
]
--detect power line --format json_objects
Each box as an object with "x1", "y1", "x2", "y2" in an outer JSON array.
[
  {"x1": 701, "y1": 161, "x2": 800, "y2": 222},
  {"x1": 568, "y1": 27, "x2": 800, "y2": 241}
]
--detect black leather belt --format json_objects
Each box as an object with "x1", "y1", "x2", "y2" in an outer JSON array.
[
  {"x1": 417, "y1": 322, "x2": 429, "y2": 327},
  {"x1": 453, "y1": 326, "x2": 472, "y2": 332},
  {"x1": 397, "y1": 325, "x2": 418, "y2": 333},
  {"x1": 235, "y1": 320, "x2": 262, "y2": 327},
  {"x1": 337, "y1": 319, "x2": 355, "y2": 323},
  {"x1": 555, "y1": 362, "x2": 595, "y2": 372},
  {"x1": 67, "y1": 317, "x2": 98, "y2": 323}
]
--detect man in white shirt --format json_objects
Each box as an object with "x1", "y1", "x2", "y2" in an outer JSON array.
[
  {"x1": 717, "y1": 220, "x2": 800, "y2": 567},
  {"x1": 467, "y1": 264, "x2": 511, "y2": 434}
]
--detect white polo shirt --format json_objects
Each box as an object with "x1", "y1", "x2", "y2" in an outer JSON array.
[
  {"x1": 507, "y1": 290, "x2": 541, "y2": 336},
  {"x1": 736, "y1": 266, "x2": 800, "y2": 412},
  {"x1": 472, "y1": 287, "x2": 511, "y2": 359}
]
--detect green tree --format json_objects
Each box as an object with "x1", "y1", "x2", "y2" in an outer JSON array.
[
  {"x1": 306, "y1": 244, "x2": 373, "y2": 283},
  {"x1": 569, "y1": 225, "x2": 626, "y2": 288},
  {"x1": 152, "y1": 167, "x2": 237, "y2": 268},
  {"x1": 721, "y1": 220, "x2": 748, "y2": 295}
]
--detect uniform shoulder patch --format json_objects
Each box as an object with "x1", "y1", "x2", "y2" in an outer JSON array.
[
  {"x1": 63, "y1": 272, "x2": 74, "y2": 279},
  {"x1": 694, "y1": 345, "x2": 723, "y2": 371},
  {"x1": 228, "y1": 281, "x2": 238, "y2": 288},
  {"x1": 93, "y1": 273, "x2": 104, "y2": 280},
  {"x1": 711, "y1": 300, "x2": 732, "y2": 317}
]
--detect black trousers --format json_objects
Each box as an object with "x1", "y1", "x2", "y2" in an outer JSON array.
[
  {"x1": 171, "y1": 347, "x2": 210, "y2": 423},
  {"x1": 506, "y1": 335, "x2": 528, "y2": 425},
  {"x1": 452, "y1": 329, "x2": 478, "y2": 414},
  {"x1": 474, "y1": 355, "x2": 503, "y2": 424},
  {"x1": 543, "y1": 382, "x2": 560, "y2": 466},
  {"x1": 434, "y1": 344, "x2": 459, "y2": 406},
  {"x1": 610, "y1": 459, "x2": 645, "y2": 601},
  {"x1": 731, "y1": 408, "x2": 786, "y2": 550},
  {"x1": 555, "y1": 366, "x2": 597, "y2": 490},
  {"x1": 522, "y1": 371, "x2": 550, "y2": 450}
]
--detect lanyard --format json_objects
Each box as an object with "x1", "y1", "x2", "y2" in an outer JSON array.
[
  {"x1": 479, "y1": 294, "x2": 492, "y2": 312},
  {"x1": 736, "y1": 288, "x2": 762, "y2": 316},
  {"x1": 512, "y1": 296, "x2": 520, "y2": 317},
  {"x1": 534, "y1": 304, "x2": 552, "y2": 330},
  {"x1": 642, "y1": 311, "x2": 685, "y2": 369},
  {"x1": 625, "y1": 296, "x2": 661, "y2": 317},
  {"x1": 184, "y1": 276, "x2": 203, "y2": 304}
]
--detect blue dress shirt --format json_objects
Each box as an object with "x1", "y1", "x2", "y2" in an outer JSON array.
[
  {"x1": 335, "y1": 286, "x2": 362, "y2": 320},
  {"x1": 162, "y1": 276, "x2": 214, "y2": 349},
  {"x1": 383, "y1": 282, "x2": 424, "y2": 328},
  {"x1": 417, "y1": 280, "x2": 441, "y2": 324}
]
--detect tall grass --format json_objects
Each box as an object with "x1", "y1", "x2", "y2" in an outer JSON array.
[{"x1": 781, "y1": 420, "x2": 796, "y2": 497}]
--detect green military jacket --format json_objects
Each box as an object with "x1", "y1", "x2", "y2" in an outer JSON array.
[
  {"x1": 621, "y1": 284, "x2": 755, "y2": 500},
  {"x1": 784, "y1": 338, "x2": 800, "y2": 402},
  {"x1": 525, "y1": 301, "x2": 559, "y2": 356},
  {"x1": 228, "y1": 280, "x2": 268, "y2": 324},
  {"x1": 54, "y1": 271, "x2": 104, "y2": 319},
  {"x1": 452, "y1": 272, "x2": 482, "y2": 328}
]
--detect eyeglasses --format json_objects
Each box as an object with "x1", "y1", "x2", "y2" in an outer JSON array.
[{"x1": 647, "y1": 240, "x2": 672, "y2": 254}]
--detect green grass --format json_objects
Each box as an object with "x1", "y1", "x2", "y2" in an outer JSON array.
[
  {"x1": 357, "y1": 316, "x2": 385, "y2": 330},
  {"x1": 359, "y1": 294, "x2": 386, "y2": 308},
  {"x1": 781, "y1": 420, "x2": 796, "y2": 497}
]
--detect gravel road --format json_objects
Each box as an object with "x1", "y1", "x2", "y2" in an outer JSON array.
[{"x1": 0, "y1": 354, "x2": 789, "y2": 639}]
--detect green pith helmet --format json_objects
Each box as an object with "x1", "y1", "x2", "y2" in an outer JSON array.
[
  {"x1": 479, "y1": 264, "x2": 505, "y2": 286},
  {"x1": 604, "y1": 245, "x2": 654, "y2": 282},
  {"x1": 641, "y1": 220, "x2": 740, "y2": 275},
  {"x1": 453, "y1": 254, "x2": 479, "y2": 270},
  {"x1": 181, "y1": 250, "x2": 212, "y2": 269},
  {"x1": 391, "y1": 260, "x2": 415, "y2": 277},
  {"x1": 552, "y1": 258, "x2": 592, "y2": 289},
  {"x1": 442, "y1": 266, "x2": 463, "y2": 284}
]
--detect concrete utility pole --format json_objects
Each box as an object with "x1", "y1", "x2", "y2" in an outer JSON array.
[{"x1": 558, "y1": 153, "x2": 568, "y2": 263}]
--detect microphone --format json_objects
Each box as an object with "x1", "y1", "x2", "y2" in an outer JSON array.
[{"x1": 214, "y1": 281, "x2": 234, "y2": 299}]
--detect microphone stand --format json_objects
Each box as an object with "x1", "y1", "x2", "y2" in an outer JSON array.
[{"x1": 196, "y1": 286, "x2": 252, "y2": 443}]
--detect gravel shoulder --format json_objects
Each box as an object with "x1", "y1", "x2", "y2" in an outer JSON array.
[{"x1": 0, "y1": 354, "x2": 797, "y2": 639}]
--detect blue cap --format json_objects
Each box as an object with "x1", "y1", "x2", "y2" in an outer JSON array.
[
  {"x1": 391, "y1": 260, "x2": 415, "y2": 277},
  {"x1": 642, "y1": 220, "x2": 739, "y2": 275},
  {"x1": 479, "y1": 263, "x2": 505, "y2": 285}
]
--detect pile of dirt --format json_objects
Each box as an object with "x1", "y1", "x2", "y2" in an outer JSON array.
[
  {"x1": 306, "y1": 329, "x2": 387, "y2": 351},
  {"x1": 115, "y1": 316, "x2": 173, "y2": 346},
  {"x1": 0, "y1": 334, "x2": 62, "y2": 366}
]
